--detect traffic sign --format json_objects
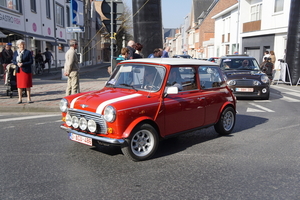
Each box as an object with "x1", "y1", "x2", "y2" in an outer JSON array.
[{"x1": 66, "y1": 27, "x2": 85, "y2": 33}]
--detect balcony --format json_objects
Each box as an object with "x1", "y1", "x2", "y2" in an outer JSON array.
[{"x1": 243, "y1": 20, "x2": 261, "y2": 33}]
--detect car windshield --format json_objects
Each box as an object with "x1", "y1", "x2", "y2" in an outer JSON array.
[
  {"x1": 220, "y1": 58, "x2": 260, "y2": 71},
  {"x1": 106, "y1": 64, "x2": 166, "y2": 92}
]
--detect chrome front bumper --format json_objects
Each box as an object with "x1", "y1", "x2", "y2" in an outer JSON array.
[{"x1": 60, "y1": 125, "x2": 125, "y2": 145}]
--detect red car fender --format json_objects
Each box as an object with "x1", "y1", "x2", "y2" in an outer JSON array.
[
  {"x1": 122, "y1": 116, "x2": 154, "y2": 138},
  {"x1": 215, "y1": 102, "x2": 236, "y2": 124}
]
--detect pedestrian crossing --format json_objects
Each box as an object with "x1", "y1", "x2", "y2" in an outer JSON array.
[{"x1": 242, "y1": 85, "x2": 300, "y2": 113}]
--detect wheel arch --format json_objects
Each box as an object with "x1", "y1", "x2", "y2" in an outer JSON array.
[
  {"x1": 215, "y1": 102, "x2": 236, "y2": 124},
  {"x1": 122, "y1": 117, "x2": 161, "y2": 139}
]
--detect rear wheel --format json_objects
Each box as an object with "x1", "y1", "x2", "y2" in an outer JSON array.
[
  {"x1": 214, "y1": 107, "x2": 235, "y2": 135},
  {"x1": 121, "y1": 123, "x2": 159, "y2": 161}
]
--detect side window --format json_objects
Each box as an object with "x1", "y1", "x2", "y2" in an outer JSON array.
[
  {"x1": 199, "y1": 66, "x2": 225, "y2": 89},
  {"x1": 167, "y1": 67, "x2": 197, "y2": 91}
]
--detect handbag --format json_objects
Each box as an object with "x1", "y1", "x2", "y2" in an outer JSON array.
[{"x1": 15, "y1": 65, "x2": 20, "y2": 73}]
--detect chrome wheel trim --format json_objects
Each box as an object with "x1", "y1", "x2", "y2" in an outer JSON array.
[
  {"x1": 131, "y1": 130, "x2": 154, "y2": 157},
  {"x1": 223, "y1": 110, "x2": 234, "y2": 131}
]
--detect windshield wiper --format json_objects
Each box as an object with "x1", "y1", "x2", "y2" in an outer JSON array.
[{"x1": 120, "y1": 83, "x2": 137, "y2": 91}]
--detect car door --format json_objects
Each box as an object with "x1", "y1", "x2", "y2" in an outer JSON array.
[
  {"x1": 163, "y1": 66, "x2": 206, "y2": 136},
  {"x1": 199, "y1": 66, "x2": 228, "y2": 125}
]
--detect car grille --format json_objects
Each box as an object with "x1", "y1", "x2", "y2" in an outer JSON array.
[
  {"x1": 235, "y1": 80, "x2": 254, "y2": 86},
  {"x1": 68, "y1": 109, "x2": 107, "y2": 134}
]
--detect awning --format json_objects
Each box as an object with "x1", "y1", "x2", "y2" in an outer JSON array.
[
  {"x1": 0, "y1": 31, "x2": 7, "y2": 38},
  {"x1": 57, "y1": 38, "x2": 67, "y2": 44},
  {"x1": 5, "y1": 28, "x2": 57, "y2": 43}
]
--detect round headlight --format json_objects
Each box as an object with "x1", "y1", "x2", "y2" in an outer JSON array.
[
  {"x1": 103, "y1": 106, "x2": 116, "y2": 122},
  {"x1": 59, "y1": 98, "x2": 68, "y2": 112},
  {"x1": 66, "y1": 113, "x2": 72, "y2": 127},
  {"x1": 227, "y1": 80, "x2": 236, "y2": 86},
  {"x1": 79, "y1": 118, "x2": 88, "y2": 130},
  {"x1": 88, "y1": 120, "x2": 97, "y2": 132},
  {"x1": 261, "y1": 75, "x2": 269, "y2": 84},
  {"x1": 71, "y1": 116, "x2": 79, "y2": 128}
]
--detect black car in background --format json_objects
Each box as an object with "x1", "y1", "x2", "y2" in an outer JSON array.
[{"x1": 217, "y1": 55, "x2": 270, "y2": 100}]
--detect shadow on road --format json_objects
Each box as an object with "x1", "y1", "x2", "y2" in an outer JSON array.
[{"x1": 88, "y1": 114, "x2": 268, "y2": 161}]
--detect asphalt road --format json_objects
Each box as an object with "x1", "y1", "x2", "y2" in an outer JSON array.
[{"x1": 0, "y1": 85, "x2": 299, "y2": 200}]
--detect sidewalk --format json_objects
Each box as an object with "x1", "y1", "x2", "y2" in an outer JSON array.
[{"x1": 0, "y1": 62, "x2": 111, "y2": 112}]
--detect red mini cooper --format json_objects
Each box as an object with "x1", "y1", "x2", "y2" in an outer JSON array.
[{"x1": 60, "y1": 58, "x2": 236, "y2": 161}]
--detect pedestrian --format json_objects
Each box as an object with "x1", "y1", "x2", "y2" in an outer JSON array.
[
  {"x1": 262, "y1": 50, "x2": 270, "y2": 60},
  {"x1": 135, "y1": 43, "x2": 144, "y2": 58},
  {"x1": 12, "y1": 39, "x2": 33, "y2": 104},
  {"x1": 161, "y1": 46, "x2": 170, "y2": 58},
  {"x1": 269, "y1": 51, "x2": 276, "y2": 65},
  {"x1": 43, "y1": 48, "x2": 54, "y2": 73},
  {"x1": 148, "y1": 48, "x2": 161, "y2": 58},
  {"x1": 116, "y1": 47, "x2": 129, "y2": 61},
  {"x1": 1, "y1": 43, "x2": 13, "y2": 81},
  {"x1": 262, "y1": 57, "x2": 274, "y2": 80},
  {"x1": 260, "y1": 57, "x2": 268, "y2": 70},
  {"x1": 126, "y1": 40, "x2": 142, "y2": 59},
  {"x1": 64, "y1": 39, "x2": 79, "y2": 96}
]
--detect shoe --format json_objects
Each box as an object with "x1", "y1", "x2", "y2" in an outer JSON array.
[
  {"x1": 27, "y1": 100, "x2": 33, "y2": 103},
  {"x1": 17, "y1": 101, "x2": 22, "y2": 104}
]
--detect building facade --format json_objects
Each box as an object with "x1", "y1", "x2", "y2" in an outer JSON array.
[{"x1": 0, "y1": 0, "x2": 104, "y2": 68}]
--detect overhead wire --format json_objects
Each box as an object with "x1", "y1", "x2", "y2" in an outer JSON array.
[{"x1": 82, "y1": 0, "x2": 151, "y2": 56}]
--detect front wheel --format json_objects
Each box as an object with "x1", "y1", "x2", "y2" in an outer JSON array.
[
  {"x1": 121, "y1": 123, "x2": 159, "y2": 161},
  {"x1": 214, "y1": 107, "x2": 236, "y2": 136}
]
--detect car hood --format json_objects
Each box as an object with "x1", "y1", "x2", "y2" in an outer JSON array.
[
  {"x1": 67, "y1": 88, "x2": 156, "y2": 115},
  {"x1": 224, "y1": 70, "x2": 264, "y2": 79}
]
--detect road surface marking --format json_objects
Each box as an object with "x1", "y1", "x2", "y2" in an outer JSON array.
[
  {"x1": 0, "y1": 114, "x2": 60, "y2": 122},
  {"x1": 247, "y1": 103, "x2": 275, "y2": 112}
]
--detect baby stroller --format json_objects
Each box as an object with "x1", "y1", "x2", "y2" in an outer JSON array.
[{"x1": 4, "y1": 64, "x2": 26, "y2": 98}]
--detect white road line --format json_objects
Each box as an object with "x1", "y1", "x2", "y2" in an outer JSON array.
[
  {"x1": 253, "y1": 100, "x2": 272, "y2": 102},
  {"x1": 272, "y1": 85, "x2": 299, "y2": 93},
  {"x1": 248, "y1": 103, "x2": 275, "y2": 112},
  {"x1": 280, "y1": 96, "x2": 300, "y2": 102},
  {"x1": 283, "y1": 92, "x2": 300, "y2": 98},
  {"x1": 0, "y1": 114, "x2": 60, "y2": 122},
  {"x1": 2, "y1": 126, "x2": 16, "y2": 129}
]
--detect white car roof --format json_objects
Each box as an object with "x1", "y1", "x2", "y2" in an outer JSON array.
[{"x1": 119, "y1": 58, "x2": 218, "y2": 66}]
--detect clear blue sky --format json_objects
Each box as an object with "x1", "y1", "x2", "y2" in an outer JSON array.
[{"x1": 122, "y1": 0, "x2": 193, "y2": 28}]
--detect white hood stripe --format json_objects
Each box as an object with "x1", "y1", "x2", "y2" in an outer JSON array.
[
  {"x1": 70, "y1": 94, "x2": 87, "y2": 108},
  {"x1": 96, "y1": 94, "x2": 142, "y2": 114}
]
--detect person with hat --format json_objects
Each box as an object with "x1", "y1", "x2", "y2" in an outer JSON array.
[{"x1": 1, "y1": 43, "x2": 13, "y2": 81}]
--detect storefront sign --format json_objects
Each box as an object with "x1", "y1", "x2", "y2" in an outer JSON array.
[{"x1": 0, "y1": 11, "x2": 23, "y2": 30}]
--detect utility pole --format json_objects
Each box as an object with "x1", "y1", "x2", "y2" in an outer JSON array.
[{"x1": 110, "y1": 0, "x2": 114, "y2": 74}]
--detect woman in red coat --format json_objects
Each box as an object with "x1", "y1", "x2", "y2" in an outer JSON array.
[{"x1": 12, "y1": 39, "x2": 33, "y2": 104}]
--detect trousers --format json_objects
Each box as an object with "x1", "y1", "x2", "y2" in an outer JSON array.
[{"x1": 66, "y1": 71, "x2": 79, "y2": 96}]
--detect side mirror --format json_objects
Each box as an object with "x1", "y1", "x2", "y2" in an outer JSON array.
[{"x1": 164, "y1": 86, "x2": 178, "y2": 97}]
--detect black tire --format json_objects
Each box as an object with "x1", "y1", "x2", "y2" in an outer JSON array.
[
  {"x1": 214, "y1": 107, "x2": 235, "y2": 136},
  {"x1": 121, "y1": 123, "x2": 159, "y2": 161}
]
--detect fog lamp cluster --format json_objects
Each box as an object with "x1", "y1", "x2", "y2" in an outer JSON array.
[{"x1": 65, "y1": 113, "x2": 97, "y2": 133}]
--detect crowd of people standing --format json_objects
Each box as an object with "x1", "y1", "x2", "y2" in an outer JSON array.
[{"x1": 116, "y1": 40, "x2": 170, "y2": 61}]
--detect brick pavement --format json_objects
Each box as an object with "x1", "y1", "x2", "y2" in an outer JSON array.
[{"x1": 0, "y1": 63, "x2": 111, "y2": 112}]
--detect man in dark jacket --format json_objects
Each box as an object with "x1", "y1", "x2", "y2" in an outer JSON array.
[
  {"x1": 126, "y1": 40, "x2": 142, "y2": 59},
  {"x1": 1, "y1": 43, "x2": 13, "y2": 80}
]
